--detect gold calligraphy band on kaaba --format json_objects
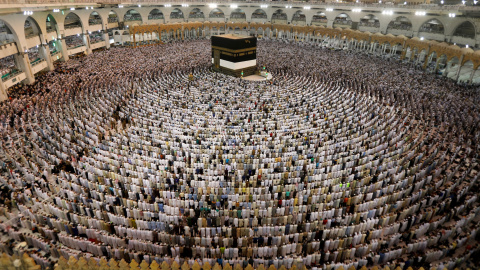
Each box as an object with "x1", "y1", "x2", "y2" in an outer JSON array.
[{"x1": 211, "y1": 46, "x2": 257, "y2": 54}]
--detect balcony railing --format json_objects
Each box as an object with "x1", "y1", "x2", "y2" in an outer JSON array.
[
  {"x1": 0, "y1": 0, "x2": 479, "y2": 11},
  {"x1": 30, "y1": 58, "x2": 45, "y2": 66},
  {"x1": 1, "y1": 69, "x2": 22, "y2": 82}
]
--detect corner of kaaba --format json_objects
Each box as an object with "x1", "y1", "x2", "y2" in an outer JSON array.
[{"x1": 211, "y1": 34, "x2": 257, "y2": 77}]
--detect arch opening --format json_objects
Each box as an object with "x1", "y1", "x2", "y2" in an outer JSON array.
[
  {"x1": 24, "y1": 17, "x2": 42, "y2": 39},
  {"x1": 419, "y1": 19, "x2": 444, "y2": 35},
  {"x1": 252, "y1": 9, "x2": 267, "y2": 20},
  {"x1": 231, "y1": 8, "x2": 246, "y2": 22},
  {"x1": 312, "y1": 12, "x2": 327, "y2": 26},
  {"x1": 124, "y1": 9, "x2": 143, "y2": 23},
  {"x1": 170, "y1": 8, "x2": 184, "y2": 19},
  {"x1": 386, "y1": 16, "x2": 412, "y2": 36},
  {"x1": 89, "y1": 11, "x2": 102, "y2": 26},
  {"x1": 189, "y1": 8, "x2": 205, "y2": 20},
  {"x1": 359, "y1": 14, "x2": 380, "y2": 29},
  {"x1": 333, "y1": 13, "x2": 352, "y2": 29},
  {"x1": 148, "y1": 9, "x2": 164, "y2": 20},
  {"x1": 108, "y1": 11, "x2": 119, "y2": 23},
  {"x1": 209, "y1": 8, "x2": 225, "y2": 19},
  {"x1": 452, "y1": 21, "x2": 476, "y2": 46},
  {"x1": 64, "y1": 13, "x2": 82, "y2": 30},
  {"x1": 292, "y1": 10, "x2": 306, "y2": 26},
  {"x1": 46, "y1": 14, "x2": 58, "y2": 33},
  {"x1": 272, "y1": 9, "x2": 287, "y2": 24}
]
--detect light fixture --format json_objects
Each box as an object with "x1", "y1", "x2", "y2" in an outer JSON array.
[
  {"x1": 440, "y1": 0, "x2": 444, "y2": 3},
  {"x1": 165, "y1": 4, "x2": 171, "y2": 7},
  {"x1": 209, "y1": 3, "x2": 217, "y2": 8},
  {"x1": 449, "y1": 13, "x2": 456, "y2": 17},
  {"x1": 230, "y1": 4, "x2": 238, "y2": 8},
  {"x1": 86, "y1": 7, "x2": 89, "y2": 10},
  {"x1": 70, "y1": 7, "x2": 75, "y2": 10},
  {"x1": 260, "y1": 4, "x2": 268, "y2": 8},
  {"x1": 23, "y1": 11, "x2": 33, "y2": 15},
  {"x1": 326, "y1": 8, "x2": 333, "y2": 11},
  {"x1": 352, "y1": 9, "x2": 362, "y2": 12},
  {"x1": 138, "y1": 5, "x2": 141, "y2": 7},
  {"x1": 404, "y1": 1, "x2": 407, "y2": 4},
  {"x1": 462, "y1": 0, "x2": 466, "y2": 4},
  {"x1": 118, "y1": 5, "x2": 123, "y2": 8},
  {"x1": 182, "y1": 4, "x2": 189, "y2": 7},
  {"x1": 420, "y1": 37, "x2": 424, "y2": 40},
  {"x1": 379, "y1": 0, "x2": 382, "y2": 3},
  {"x1": 285, "y1": 5, "x2": 292, "y2": 8},
  {"x1": 53, "y1": 9, "x2": 60, "y2": 12},
  {"x1": 382, "y1": 10, "x2": 393, "y2": 15},
  {"x1": 466, "y1": 44, "x2": 469, "y2": 48},
  {"x1": 415, "y1": 11, "x2": 426, "y2": 16},
  {"x1": 304, "y1": 6, "x2": 311, "y2": 9}
]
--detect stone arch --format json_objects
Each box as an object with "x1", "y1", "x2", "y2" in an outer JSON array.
[
  {"x1": 0, "y1": 19, "x2": 20, "y2": 46},
  {"x1": 170, "y1": 8, "x2": 184, "y2": 20},
  {"x1": 444, "y1": 55, "x2": 460, "y2": 79},
  {"x1": 46, "y1": 14, "x2": 58, "y2": 34},
  {"x1": 452, "y1": 20, "x2": 475, "y2": 39},
  {"x1": 457, "y1": 60, "x2": 474, "y2": 83},
  {"x1": 24, "y1": 16, "x2": 42, "y2": 39},
  {"x1": 189, "y1": 8, "x2": 205, "y2": 21},
  {"x1": 416, "y1": 48, "x2": 428, "y2": 64},
  {"x1": 64, "y1": 12, "x2": 83, "y2": 30},
  {"x1": 359, "y1": 14, "x2": 380, "y2": 29},
  {"x1": 148, "y1": 9, "x2": 164, "y2": 21},
  {"x1": 470, "y1": 63, "x2": 480, "y2": 85},
  {"x1": 292, "y1": 10, "x2": 306, "y2": 26},
  {"x1": 333, "y1": 13, "x2": 352, "y2": 29},
  {"x1": 108, "y1": 10, "x2": 118, "y2": 24},
  {"x1": 425, "y1": 50, "x2": 438, "y2": 71},
  {"x1": 0, "y1": 19, "x2": 18, "y2": 77},
  {"x1": 88, "y1": 11, "x2": 103, "y2": 26},
  {"x1": 436, "y1": 53, "x2": 448, "y2": 72},
  {"x1": 312, "y1": 12, "x2": 327, "y2": 26},
  {"x1": 272, "y1": 9, "x2": 287, "y2": 24},
  {"x1": 419, "y1": 19, "x2": 445, "y2": 35},
  {"x1": 124, "y1": 9, "x2": 143, "y2": 24},
  {"x1": 252, "y1": 9, "x2": 267, "y2": 20},
  {"x1": 386, "y1": 16, "x2": 412, "y2": 33},
  {"x1": 209, "y1": 8, "x2": 225, "y2": 19},
  {"x1": 231, "y1": 8, "x2": 246, "y2": 21}
]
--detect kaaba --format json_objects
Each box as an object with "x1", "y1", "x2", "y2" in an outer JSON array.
[{"x1": 211, "y1": 34, "x2": 257, "y2": 77}]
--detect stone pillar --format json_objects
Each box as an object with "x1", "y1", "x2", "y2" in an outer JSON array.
[
  {"x1": 454, "y1": 55, "x2": 464, "y2": 81},
  {"x1": 468, "y1": 68, "x2": 475, "y2": 84},
  {"x1": 0, "y1": 79, "x2": 7, "y2": 102},
  {"x1": 443, "y1": 61, "x2": 450, "y2": 77},
  {"x1": 103, "y1": 32, "x2": 110, "y2": 49},
  {"x1": 14, "y1": 53, "x2": 35, "y2": 84},
  {"x1": 83, "y1": 33, "x2": 92, "y2": 55},
  {"x1": 58, "y1": 37, "x2": 69, "y2": 62},
  {"x1": 39, "y1": 35, "x2": 54, "y2": 72}
]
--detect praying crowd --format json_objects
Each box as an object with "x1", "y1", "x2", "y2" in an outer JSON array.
[{"x1": 0, "y1": 38, "x2": 479, "y2": 270}]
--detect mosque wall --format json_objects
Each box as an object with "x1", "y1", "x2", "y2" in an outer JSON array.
[{"x1": 0, "y1": 2, "x2": 478, "y2": 99}]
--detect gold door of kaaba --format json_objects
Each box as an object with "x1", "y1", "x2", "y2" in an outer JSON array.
[{"x1": 214, "y1": 49, "x2": 220, "y2": 70}]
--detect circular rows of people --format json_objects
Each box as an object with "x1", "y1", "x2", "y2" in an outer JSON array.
[{"x1": 0, "y1": 39, "x2": 479, "y2": 270}]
